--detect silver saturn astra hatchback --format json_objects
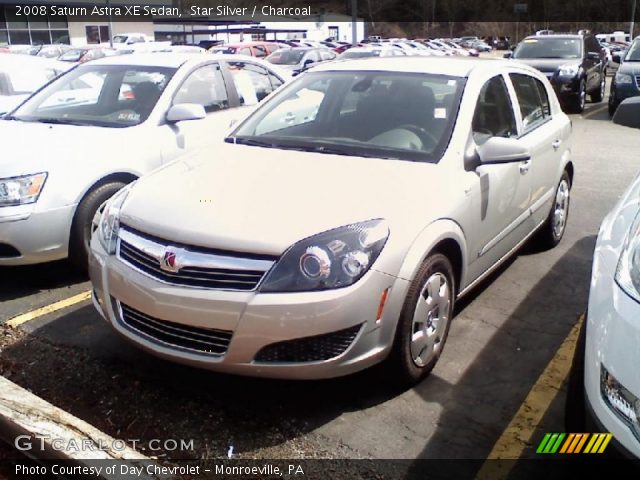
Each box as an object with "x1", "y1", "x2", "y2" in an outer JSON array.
[{"x1": 89, "y1": 57, "x2": 573, "y2": 383}]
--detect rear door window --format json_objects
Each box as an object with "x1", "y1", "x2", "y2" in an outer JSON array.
[{"x1": 509, "y1": 73, "x2": 550, "y2": 132}]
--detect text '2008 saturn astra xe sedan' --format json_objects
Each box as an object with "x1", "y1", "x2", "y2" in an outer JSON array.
[{"x1": 89, "y1": 57, "x2": 574, "y2": 384}]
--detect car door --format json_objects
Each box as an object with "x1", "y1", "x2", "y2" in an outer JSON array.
[
  {"x1": 584, "y1": 36, "x2": 602, "y2": 91},
  {"x1": 159, "y1": 62, "x2": 239, "y2": 163},
  {"x1": 466, "y1": 74, "x2": 534, "y2": 277},
  {"x1": 507, "y1": 72, "x2": 564, "y2": 226}
]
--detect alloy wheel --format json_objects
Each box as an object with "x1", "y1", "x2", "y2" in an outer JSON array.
[{"x1": 552, "y1": 179, "x2": 570, "y2": 239}]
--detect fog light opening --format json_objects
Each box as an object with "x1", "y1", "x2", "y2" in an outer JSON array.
[{"x1": 601, "y1": 365, "x2": 640, "y2": 440}]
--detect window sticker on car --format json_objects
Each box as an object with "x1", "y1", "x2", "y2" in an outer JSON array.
[
  {"x1": 117, "y1": 112, "x2": 141, "y2": 122},
  {"x1": 434, "y1": 108, "x2": 447, "y2": 119},
  {"x1": 447, "y1": 80, "x2": 457, "y2": 86}
]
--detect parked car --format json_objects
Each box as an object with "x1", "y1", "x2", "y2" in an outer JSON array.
[
  {"x1": 0, "y1": 53, "x2": 287, "y2": 268},
  {"x1": 566, "y1": 98, "x2": 640, "y2": 458},
  {"x1": 209, "y1": 42, "x2": 281, "y2": 59},
  {"x1": 265, "y1": 47, "x2": 335, "y2": 75},
  {"x1": 339, "y1": 46, "x2": 406, "y2": 59},
  {"x1": 89, "y1": 57, "x2": 573, "y2": 383},
  {"x1": 58, "y1": 46, "x2": 116, "y2": 64},
  {"x1": 507, "y1": 33, "x2": 606, "y2": 113},
  {"x1": 0, "y1": 54, "x2": 67, "y2": 116},
  {"x1": 608, "y1": 37, "x2": 640, "y2": 116},
  {"x1": 27, "y1": 44, "x2": 71, "y2": 59}
]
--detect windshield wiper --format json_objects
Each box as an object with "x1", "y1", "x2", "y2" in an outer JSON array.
[
  {"x1": 225, "y1": 137, "x2": 281, "y2": 148},
  {"x1": 29, "y1": 118, "x2": 94, "y2": 126}
]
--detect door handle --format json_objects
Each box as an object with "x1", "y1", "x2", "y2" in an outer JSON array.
[
  {"x1": 552, "y1": 139, "x2": 562, "y2": 150},
  {"x1": 519, "y1": 160, "x2": 530, "y2": 175}
]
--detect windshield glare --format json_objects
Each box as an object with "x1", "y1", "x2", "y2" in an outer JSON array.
[
  {"x1": 231, "y1": 71, "x2": 465, "y2": 162},
  {"x1": 514, "y1": 38, "x2": 582, "y2": 59},
  {"x1": 625, "y1": 40, "x2": 640, "y2": 61},
  {"x1": 266, "y1": 50, "x2": 306, "y2": 65},
  {"x1": 9, "y1": 64, "x2": 175, "y2": 127}
]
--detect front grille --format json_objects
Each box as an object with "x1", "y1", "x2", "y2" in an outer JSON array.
[
  {"x1": 117, "y1": 227, "x2": 276, "y2": 291},
  {"x1": 118, "y1": 302, "x2": 233, "y2": 356},
  {"x1": 254, "y1": 324, "x2": 362, "y2": 363},
  {"x1": 636, "y1": 75, "x2": 640, "y2": 89}
]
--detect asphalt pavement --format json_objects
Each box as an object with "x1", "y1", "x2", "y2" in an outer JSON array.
[{"x1": 1, "y1": 91, "x2": 639, "y2": 465}]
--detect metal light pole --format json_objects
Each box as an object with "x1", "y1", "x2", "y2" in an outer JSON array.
[
  {"x1": 631, "y1": 0, "x2": 637, "y2": 41},
  {"x1": 107, "y1": 0, "x2": 113, "y2": 47},
  {"x1": 351, "y1": 0, "x2": 357, "y2": 46}
]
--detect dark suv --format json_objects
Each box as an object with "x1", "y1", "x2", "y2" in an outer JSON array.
[{"x1": 507, "y1": 33, "x2": 606, "y2": 113}]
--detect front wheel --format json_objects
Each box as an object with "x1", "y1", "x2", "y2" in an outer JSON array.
[
  {"x1": 389, "y1": 254, "x2": 455, "y2": 385},
  {"x1": 69, "y1": 182, "x2": 127, "y2": 272},
  {"x1": 535, "y1": 171, "x2": 571, "y2": 249},
  {"x1": 567, "y1": 79, "x2": 586, "y2": 113}
]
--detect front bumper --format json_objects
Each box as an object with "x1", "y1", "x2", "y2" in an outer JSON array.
[
  {"x1": 548, "y1": 74, "x2": 582, "y2": 98},
  {"x1": 0, "y1": 203, "x2": 75, "y2": 265},
  {"x1": 89, "y1": 235, "x2": 409, "y2": 379},
  {"x1": 584, "y1": 222, "x2": 640, "y2": 458}
]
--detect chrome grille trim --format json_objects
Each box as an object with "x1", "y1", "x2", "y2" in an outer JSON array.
[
  {"x1": 117, "y1": 301, "x2": 233, "y2": 356},
  {"x1": 636, "y1": 75, "x2": 640, "y2": 89},
  {"x1": 117, "y1": 227, "x2": 275, "y2": 291}
]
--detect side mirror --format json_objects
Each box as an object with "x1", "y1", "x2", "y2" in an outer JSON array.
[
  {"x1": 166, "y1": 103, "x2": 206, "y2": 123},
  {"x1": 612, "y1": 98, "x2": 640, "y2": 129},
  {"x1": 503, "y1": 51, "x2": 513, "y2": 59},
  {"x1": 303, "y1": 58, "x2": 314, "y2": 67},
  {"x1": 477, "y1": 136, "x2": 531, "y2": 165}
]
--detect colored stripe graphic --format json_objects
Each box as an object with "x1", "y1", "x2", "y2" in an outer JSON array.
[{"x1": 537, "y1": 433, "x2": 613, "y2": 454}]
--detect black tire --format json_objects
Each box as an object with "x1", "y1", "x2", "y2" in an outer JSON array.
[
  {"x1": 567, "y1": 79, "x2": 586, "y2": 113},
  {"x1": 535, "y1": 171, "x2": 571, "y2": 250},
  {"x1": 69, "y1": 181, "x2": 127, "y2": 272},
  {"x1": 590, "y1": 73, "x2": 606, "y2": 103},
  {"x1": 565, "y1": 318, "x2": 587, "y2": 432},
  {"x1": 608, "y1": 97, "x2": 619, "y2": 117},
  {"x1": 389, "y1": 253, "x2": 455, "y2": 386}
]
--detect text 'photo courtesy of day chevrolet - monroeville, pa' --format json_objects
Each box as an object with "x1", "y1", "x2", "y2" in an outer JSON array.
[{"x1": 1, "y1": 0, "x2": 640, "y2": 478}]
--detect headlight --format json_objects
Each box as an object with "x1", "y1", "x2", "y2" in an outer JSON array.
[
  {"x1": 260, "y1": 219, "x2": 389, "y2": 293},
  {"x1": 97, "y1": 186, "x2": 131, "y2": 255},
  {"x1": 558, "y1": 63, "x2": 580, "y2": 76},
  {"x1": 0, "y1": 173, "x2": 47, "y2": 207},
  {"x1": 615, "y1": 72, "x2": 634, "y2": 85},
  {"x1": 615, "y1": 210, "x2": 640, "y2": 302}
]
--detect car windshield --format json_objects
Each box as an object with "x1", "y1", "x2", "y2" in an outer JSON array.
[
  {"x1": 266, "y1": 50, "x2": 306, "y2": 65},
  {"x1": 229, "y1": 71, "x2": 465, "y2": 163},
  {"x1": 58, "y1": 49, "x2": 85, "y2": 62},
  {"x1": 625, "y1": 40, "x2": 640, "y2": 61},
  {"x1": 8, "y1": 64, "x2": 175, "y2": 127},
  {"x1": 513, "y1": 38, "x2": 582, "y2": 59}
]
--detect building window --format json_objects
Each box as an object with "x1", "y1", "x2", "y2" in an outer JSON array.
[
  {"x1": 85, "y1": 25, "x2": 109, "y2": 44},
  {"x1": 328, "y1": 26, "x2": 339, "y2": 40},
  {"x1": 0, "y1": 6, "x2": 69, "y2": 45}
]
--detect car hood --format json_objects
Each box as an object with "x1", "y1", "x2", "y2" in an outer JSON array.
[
  {"x1": 120, "y1": 144, "x2": 454, "y2": 256},
  {"x1": 511, "y1": 58, "x2": 578, "y2": 73},
  {"x1": 0, "y1": 119, "x2": 142, "y2": 176},
  {"x1": 619, "y1": 61, "x2": 640, "y2": 75},
  {"x1": 0, "y1": 95, "x2": 29, "y2": 116}
]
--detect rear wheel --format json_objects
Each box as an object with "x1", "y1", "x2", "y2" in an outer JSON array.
[
  {"x1": 69, "y1": 182, "x2": 127, "y2": 272},
  {"x1": 389, "y1": 254, "x2": 455, "y2": 385},
  {"x1": 590, "y1": 73, "x2": 606, "y2": 103}
]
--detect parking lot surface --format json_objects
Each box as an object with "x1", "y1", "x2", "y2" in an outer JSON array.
[{"x1": 1, "y1": 91, "x2": 639, "y2": 465}]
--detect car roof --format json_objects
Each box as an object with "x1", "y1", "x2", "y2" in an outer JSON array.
[
  {"x1": 87, "y1": 52, "x2": 286, "y2": 73},
  {"x1": 312, "y1": 56, "x2": 529, "y2": 77},
  {"x1": 0, "y1": 54, "x2": 62, "y2": 69},
  {"x1": 525, "y1": 34, "x2": 582, "y2": 40}
]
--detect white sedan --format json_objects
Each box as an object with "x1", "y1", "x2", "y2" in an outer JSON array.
[
  {"x1": 0, "y1": 54, "x2": 68, "y2": 116},
  {"x1": 0, "y1": 53, "x2": 287, "y2": 269}
]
